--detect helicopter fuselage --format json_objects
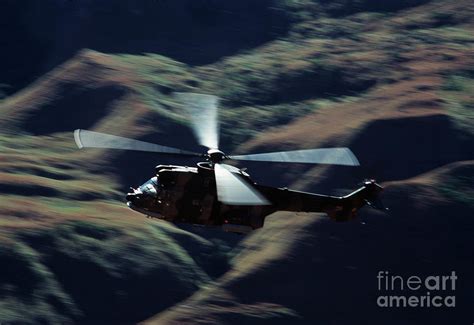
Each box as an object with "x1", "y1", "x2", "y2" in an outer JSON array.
[{"x1": 126, "y1": 162, "x2": 383, "y2": 233}]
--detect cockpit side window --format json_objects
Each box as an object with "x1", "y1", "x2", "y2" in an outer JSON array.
[{"x1": 139, "y1": 176, "x2": 159, "y2": 197}]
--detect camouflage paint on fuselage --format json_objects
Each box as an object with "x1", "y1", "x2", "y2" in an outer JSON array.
[{"x1": 126, "y1": 163, "x2": 383, "y2": 231}]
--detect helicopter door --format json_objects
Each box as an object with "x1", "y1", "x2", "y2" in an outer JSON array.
[
  {"x1": 197, "y1": 194, "x2": 215, "y2": 224},
  {"x1": 158, "y1": 188, "x2": 180, "y2": 220}
]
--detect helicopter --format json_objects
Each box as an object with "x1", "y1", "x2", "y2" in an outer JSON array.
[{"x1": 74, "y1": 93, "x2": 384, "y2": 233}]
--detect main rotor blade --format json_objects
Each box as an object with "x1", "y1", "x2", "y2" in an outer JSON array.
[
  {"x1": 74, "y1": 129, "x2": 202, "y2": 157},
  {"x1": 230, "y1": 148, "x2": 360, "y2": 166},
  {"x1": 214, "y1": 163, "x2": 270, "y2": 206},
  {"x1": 175, "y1": 92, "x2": 219, "y2": 149}
]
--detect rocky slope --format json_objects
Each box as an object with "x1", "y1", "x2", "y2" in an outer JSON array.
[{"x1": 0, "y1": 0, "x2": 473, "y2": 323}]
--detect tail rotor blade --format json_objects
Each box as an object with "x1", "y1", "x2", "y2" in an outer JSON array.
[
  {"x1": 214, "y1": 163, "x2": 270, "y2": 205},
  {"x1": 174, "y1": 92, "x2": 219, "y2": 149},
  {"x1": 74, "y1": 129, "x2": 202, "y2": 157},
  {"x1": 230, "y1": 148, "x2": 360, "y2": 166}
]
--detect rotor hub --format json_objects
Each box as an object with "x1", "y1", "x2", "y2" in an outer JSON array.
[{"x1": 207, "y1": 148, "x2": 226, "y2": 163}]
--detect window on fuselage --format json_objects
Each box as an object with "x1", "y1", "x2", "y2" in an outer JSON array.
[{"x1": 139, "y1": 176, "x2": 159, "y2": 197}]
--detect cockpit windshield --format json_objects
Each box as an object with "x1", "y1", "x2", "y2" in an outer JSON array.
[{"x1": 139, "y1": 176, "x2": 159, "y2": 197}]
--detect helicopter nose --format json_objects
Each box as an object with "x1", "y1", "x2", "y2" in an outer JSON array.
[{"x1": 126, "y1": 193, "x2": 138, "y2": 203}]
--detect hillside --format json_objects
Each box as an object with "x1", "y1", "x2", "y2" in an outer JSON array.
[
  {"x1": 0, "y1": 0, "x2": 473, "y2": 323},
  {"x1": 147, "y1": 162, "x2": 474, "y2": 324}
]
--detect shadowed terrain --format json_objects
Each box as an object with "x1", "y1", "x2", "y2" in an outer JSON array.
[{"x1": 0, "y1": 0, "x2": 473, "y2": 323}]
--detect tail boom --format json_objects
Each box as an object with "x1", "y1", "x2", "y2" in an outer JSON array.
[{"x1": 259, "y1": 180, "x2": 384, "y2": 221}]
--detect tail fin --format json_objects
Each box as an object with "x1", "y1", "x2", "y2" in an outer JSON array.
[
  {"x1": 349, "y1": 179, "x2": 385, "y2": 209},
  {"x1": 329, "y1": 180, "x2": 386, "y2": 221}
]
